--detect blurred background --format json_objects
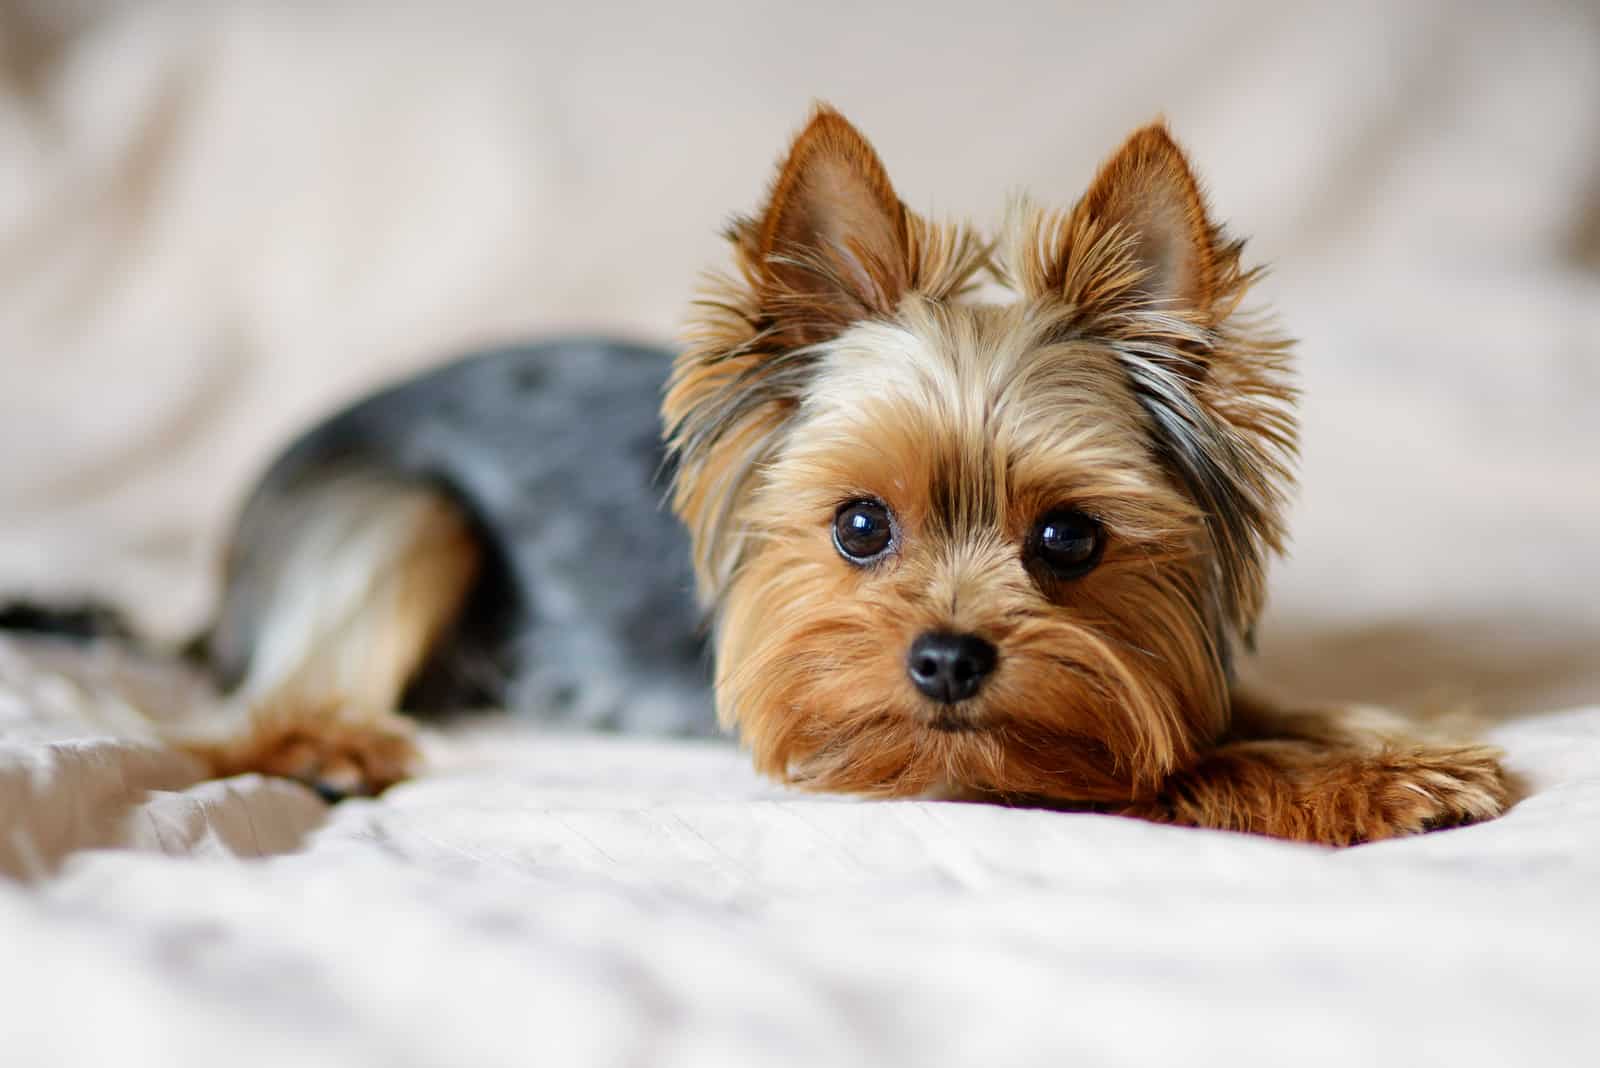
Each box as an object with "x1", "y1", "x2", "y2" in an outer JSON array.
[{"x1": 1, "y1": 0, "x2": 1596, "y2": 717}]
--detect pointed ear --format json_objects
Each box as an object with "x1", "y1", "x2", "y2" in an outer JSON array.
[
  {"x1": 742, "y1": 105, "x2": 913, "y2": 344},
  {"x1": 1074, "y1": 123, "x2": 1217, "y2": 312}
]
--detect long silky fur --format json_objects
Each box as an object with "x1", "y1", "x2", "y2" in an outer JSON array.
[
  {"x1": 662, "y1": 109, "x2": 1281, "y2": 803},
  {"x1": 661, "y1": 107, "x2": 1515, "y2": 843},
  {"x1": 666, "y1": 108, "x2": 989, "y2": 596},
  {"x1": 997, "y1": 195, "x2": 1298, "y2": 656}
]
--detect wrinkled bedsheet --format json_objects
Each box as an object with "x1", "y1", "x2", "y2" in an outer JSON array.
[{"x1": 1, "y1": 636, "x2": 1598, "y2": 1066}]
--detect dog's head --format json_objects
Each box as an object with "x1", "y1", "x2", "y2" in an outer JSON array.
[{"x1": 663, "y1": 106, "x2": 1295, "y2": 801}]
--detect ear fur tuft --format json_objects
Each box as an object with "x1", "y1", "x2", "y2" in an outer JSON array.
[
  {"x1": 736, "y1": 104, "x2": 913, "y2": 345},
  {"x1": 665, "y1": 104, "x2": 986, "y2": 595},
  {"x1": 1077, "y1": 122, "x2": 1217, "y2": 310}
]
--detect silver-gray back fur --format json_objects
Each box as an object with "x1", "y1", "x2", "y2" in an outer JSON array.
[{"x1": 212, "y1": 338, "x2": 716, "y2": 735}]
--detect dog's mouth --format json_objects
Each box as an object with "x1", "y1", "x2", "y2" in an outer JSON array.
[{"x1": 918, "y1": 707, "x2": 987, "y2": 733}]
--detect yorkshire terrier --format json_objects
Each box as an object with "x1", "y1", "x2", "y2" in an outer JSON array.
[{"x1": 143, "y1": 106, "x2": 1510, "y2": 843}]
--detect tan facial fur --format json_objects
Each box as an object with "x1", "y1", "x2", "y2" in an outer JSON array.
[{"x1": 665, "y1": 105, "x2": 1296, "y2": 805}]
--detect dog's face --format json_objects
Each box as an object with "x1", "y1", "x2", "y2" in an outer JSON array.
[{"x1": 665, "y1": 107, "x2": 1295, "y2": 802}]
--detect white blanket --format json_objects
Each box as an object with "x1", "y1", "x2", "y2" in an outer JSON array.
[
  {"x1": 2, "y1": 636, "x2": 1598, "y2": 1066},
  {"x1": 2, "y1": 3, "x2": 1598, "y2": 1065}
]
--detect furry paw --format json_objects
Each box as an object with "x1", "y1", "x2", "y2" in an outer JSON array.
[
  {"x1": 184, "y1": 699, "x2": 420, "y2": 801},
  {"x1": 1356, "y1": 744, "x2": 1512, "y2": 840},
  {"x1": 1124, "y1": 739, "x2": 1513, "y2": 846}
]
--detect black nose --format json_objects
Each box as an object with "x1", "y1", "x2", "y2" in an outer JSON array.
[{"x1": 906, "y1": 631, "x2": 997, "y2": 704}]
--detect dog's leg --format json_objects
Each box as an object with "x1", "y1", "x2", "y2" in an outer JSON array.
[
  {"x1": 177, "y1": 473, "x2": 481, "y2": 799},
  {"x1": 1118, "y1": 693, "x2": 1513, "y2": 845}
]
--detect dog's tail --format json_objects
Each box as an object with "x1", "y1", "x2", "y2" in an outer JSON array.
[
  {"x1": 0, "y1": 472, "x2": 485, "y2": 718},
  {"x1": 0, "y1": 600, "x2": 139, "y2": 643},
  {"x1": 0, "y1": 474, "x2": 485, "y2": 799}
]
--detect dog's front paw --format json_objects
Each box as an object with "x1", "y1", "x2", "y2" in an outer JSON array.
[
  {"x1": 184, "y1": 699, "x2": 419, "y2": 802},
  {"x1": 1355, "y1": 744, "x2": 1512, "y2": 841},
  {"x1": 1121, "y1": 739, "x2": 1513, "y2": 846}
]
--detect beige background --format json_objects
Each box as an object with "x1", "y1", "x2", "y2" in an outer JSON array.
[{"x1": 2, "y1": 1, "x2": 1597, "y2": 716}]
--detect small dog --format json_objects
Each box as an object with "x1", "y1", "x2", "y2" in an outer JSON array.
[
  {"x1": 658, "y1": 105, "x2": 1511, "y2": 843},
  {"x1": 168, "y1": 106, "x2": 1509, "y2": 843}
]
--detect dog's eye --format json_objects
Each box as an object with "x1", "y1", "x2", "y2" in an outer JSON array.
[
  {"x1": 833, "y1": 499, "x2": 895, "y2": 563},
  {"x1": 1028, "y1": 508, "x2": 1103, "y2": 579}
]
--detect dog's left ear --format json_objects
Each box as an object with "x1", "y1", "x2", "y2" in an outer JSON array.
[
  {"x1": 1075, "y1": 123, "x2": 1217, "y2": 312},
  {"x1": 741, "y1": 105, "x2": 914, "y2": 345},
  {"x1": 1003, "y1": 122, "x2": 1296, "y2": 641},
  {"x1": 1009, "y1": 122, "x2": 1230, "y2": 327}
]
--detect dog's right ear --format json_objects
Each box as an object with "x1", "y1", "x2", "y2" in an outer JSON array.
[
  {"x1": 668, "y1": 107, "x2": 983, "y2": 599},
  {"x1": 737, "y1": 105, "x2": 914, "y2": 346}
]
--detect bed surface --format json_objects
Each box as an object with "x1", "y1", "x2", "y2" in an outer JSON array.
[{"x1": 3, "y1": 636, "x2": 1598, "y2": 1067}]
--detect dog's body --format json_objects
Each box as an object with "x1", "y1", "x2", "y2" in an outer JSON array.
[
  {"x1": 172, "y1": 339, "x2": 712, "y2": 797},
  {"x1": 210, "y1": 337, "x2": 710, "y2": 736},
  {"x1": 145, "y1": 108, "x2": 1507, "y2": 841}
]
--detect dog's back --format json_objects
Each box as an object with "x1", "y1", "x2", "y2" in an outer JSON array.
[{"x1": 209, "y1": 337, "x2": 714, "y2": 760}]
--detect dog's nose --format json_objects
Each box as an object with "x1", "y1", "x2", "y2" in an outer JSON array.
[{"x1": 906, "y1": 631, "x2": 997, "y2": 704}]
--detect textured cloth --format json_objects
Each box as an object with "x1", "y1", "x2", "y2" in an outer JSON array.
[{"x1": 2, "y1": 636, "x2": 1598, "y2": 1066}]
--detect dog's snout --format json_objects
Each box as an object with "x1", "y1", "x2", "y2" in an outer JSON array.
[{"x1": 907, "y1": 631, "x2": 997, "y2": 704}]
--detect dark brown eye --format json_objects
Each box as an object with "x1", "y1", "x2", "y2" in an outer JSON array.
[
  {"x1": 833, "y1": 499, "x2": 895, "y2": 563},
  {"x1": 1028, "y1": 508, "x2": 1103, "y2": 579}
]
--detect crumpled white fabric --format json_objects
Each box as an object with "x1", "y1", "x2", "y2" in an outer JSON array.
[{"x1": 1, "y1": 636, "x2": 1597, "y2": 1067}]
